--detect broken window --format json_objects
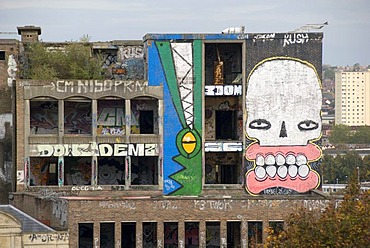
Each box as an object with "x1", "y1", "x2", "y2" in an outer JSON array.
[
  {"x1": 100, "y1": 222, "x2": 115, "y2": 248},
  {"x1": 185, "y1": 222, "x2": 199, "y2": 247},
  {"x1": 131, "y1": 156, "x2": 158, "y2": 185},
  {"x1": 97, "y1": 99, "x2": 125, "y2": 135},
  {"x1": 164, "y1": 222, "x2": 178, "y2": 248},
  {"x1": 121, "y1": 222, "x2": 136, "y2": 248},
  {"x1": 30, "y1": 100, "x2": 58, "y2": 134},
  {"x1": 29, "y1": 157, "x2": 58, "y2": 186},
  {"x1": 64, "y1": 157, "x2": 92, "y2": 185},
  {"x1": 205, "y1": 43, "x2": 243, "y2": 85},
  {"x1": 248, "y1": 221, "x2": 263, "y2": 247},
  {"x1": 79, "y1": 223, "x2": 93, "y2": 248},
  {"x1": 131, "y1": 98, "x2": 158, "y2": 134},
  {"x1": 0, "y1": 51, "x2": 5, "y2": 60},
  {"x1": 98, "y1": 157, "x2": 125, "y2": 185},
  {"x1": 205, "y1": 153, "x2": 241, "y2": 184},
  {"x1": 206, "y1": 222, "x2": 220, "y2": 247},
  {"x1": 64, "y1": 99, "x2": 92, "y2": 135},
  {"x1": 142, "y1": 222, "x2": 157, "y2": 247},
  {"x1": 227, "y1": 221, "x2": 241, "y2": 247}
]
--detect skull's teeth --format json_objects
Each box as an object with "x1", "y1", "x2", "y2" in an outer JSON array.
[{"x1": 254, "y1": 154, "x2": 309, "y2": 179}]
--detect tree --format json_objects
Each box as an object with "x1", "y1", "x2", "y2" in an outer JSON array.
[
  {"x1": 23, "y1": 37, "x2": 106, "y2": 80},
  {"x1": 328, "y1": 124, "x2": 351, "y2": 144},
  {"x1": 265, "y1": 172, "x2": 370, "y2": 247}
]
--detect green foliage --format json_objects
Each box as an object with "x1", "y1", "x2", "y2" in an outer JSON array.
[
  {"x1": 265, "y1": 174, "x2": 370, "y2": 248},
  {"x1": 321, "y1": 153, "x2": 370, "y2": 183},
  {"x1": 23, "y1": 38, "x2": 106, "y2": 80},
  {"x1": 322, "y1": 64, "x2": 336, "y2": 80},
  {"x1": 329, "y1": 125, "x2": 370, "y2": 144}
]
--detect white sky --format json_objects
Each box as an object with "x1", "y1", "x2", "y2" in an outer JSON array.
[{"x1": 1, "y1": 0, "x2": 369, "y2": 66}]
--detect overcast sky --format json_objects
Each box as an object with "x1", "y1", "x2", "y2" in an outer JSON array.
[{"x1": 1, "y1": 0, "x2": 369, "y2": 66}]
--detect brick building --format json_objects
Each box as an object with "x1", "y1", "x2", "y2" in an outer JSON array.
[{"x1": 2, "y1": 26, "x2": 332, "y2": 247}]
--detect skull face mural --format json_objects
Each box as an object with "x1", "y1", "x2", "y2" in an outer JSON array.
[{"x1": 245, "y1": 58, "x2": 322, "y2": 195}]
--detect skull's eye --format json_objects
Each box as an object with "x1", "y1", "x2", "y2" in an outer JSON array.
[
  {"x1": 297, "y1": 120, "x2": 318, "y2": 131},
  {"x1": 249, "y1": 119, "x2": 271, "y2": 130}
]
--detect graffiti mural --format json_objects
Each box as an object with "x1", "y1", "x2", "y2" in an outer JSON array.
[
  {"x1": 64, "y1": 101, "x2": 92, "y2": 134},
  {"x1": 151, "y1": 40, "x2": 202, "y2": 195},
  {"x1": 97, "y1": 99, "x2": 125, "y2": 135},
  {"x1": 30, "y1": 101, "x2": 58, "y2": 134},
  {"x1": 98, "y1": 157, "x2": 125, "y2": 185},
  {"x1": 245, "y1": 57, "x2": 322, "y2": 195},
  {"x1": 64, "y1": 157, "x2": 92, "y2": 185}
]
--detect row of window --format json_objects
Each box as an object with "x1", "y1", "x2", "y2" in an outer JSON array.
[
  {"x1": 79, "y1": 220, "x2": 284, "y2": 248},
  {"x1": 30, "y1": 98, "x2": 159, "y2": 135}
]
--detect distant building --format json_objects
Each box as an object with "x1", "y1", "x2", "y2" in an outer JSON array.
[{"x1": 335, "y1": 70, "x2": 370, "y2": 126}]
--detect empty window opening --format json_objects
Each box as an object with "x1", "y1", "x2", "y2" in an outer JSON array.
[
  {"x1": 0, "y1": 51, "x2": 6, "y2": 60},
  {"x1": 100, "y1": 222, "x2": 115, "y2": 248},
  {"x1": 206, "y1": 222, "x2": 220, "y2": 247},
  {"x1": 205, "y1": 43, "x2": 243, "y2": 85},
  {"x1": 248, "y1": 221, "x2": 263, "y2": 247},
  {"x1": 216, "y1": 110, "x2": 237, "y2": 140},
  {"x1": 79, "y1": 223, "x2": 93, "y2": 248},
  {"x1": 121, "y1": 222, "x2": 136, "y2": 248},
  {"x1": 131, "y1": 156, "x2": 158, "y2": 185},
  {"x1": 97, "y1": 99, "x2": 125, "y2": 135},
  {"x1": 30, "y1": 100, "x2": 58, "y2": 134},
  {"x1": 185, "y1": 222, "x2": 199, "y2": 248},
  {"x1": 64, "y1": 100, "x2": 92, "y2": 134},
  {"x1": 64, "y1": 157, "x2": 92, "y2": 185},
  {"x1": 139, "y1": 110, "x2": 154, "y2": 134},
  {"x1": 142, "y1": 222, "x2": 157, "y2": 247},
  {"x1": 131, "y1": 98, "x2": 158, "y2": 134},
  {"x1": 164, "y1": 222, "x2": 178, "y2": 247},
  {"x1": 205, "y1": 153, "x2": 240, "y2": 184},
  {"x1": 98, "y1": 157, "x2": 125, "y2": 185},
  {"x1": 227, "y1": 221, "x2": 241, "y2": 248},
  {"x1": 29, "y1": 157, "x2": 58, "y2": 186}
]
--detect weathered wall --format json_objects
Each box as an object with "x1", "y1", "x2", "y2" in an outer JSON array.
[{"x1": 0, "y1": 40, "x2": 18, "y2": 204}]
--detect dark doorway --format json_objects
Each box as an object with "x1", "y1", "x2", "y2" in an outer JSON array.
[{"x1": 227, "y1": 221, "x2": 241, "y2": 247}]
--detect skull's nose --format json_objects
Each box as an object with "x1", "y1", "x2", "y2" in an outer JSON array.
[{"x1": 279, "y1": 121, "x2": 287, "y2": 138}]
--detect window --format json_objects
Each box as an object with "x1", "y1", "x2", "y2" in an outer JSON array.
[
  {"x1": 227, "y1": 221, "x2": 241, "y2": 247},
  {"x1": 97, "y1": 99, "x2": 125, "y2": 135},
  {"x1": 269, "y1": 221, "x2": 284, "y2": 235},
  {"x1": 164, "y1": 222, "x2": 178, "y2": 247},
  {"x1": 248, "y1": 221, "x2": 262, "y2": 247},
  {"x1": 0, "y1": 51, "x2": 5, "y2": 60},
  {"x1": 205, "y1": 153, "x2": 241, "y2": 184},
  {"x1": 131, "y1": 98, "x2": 158, "y2": 134},
  {"x1": 30, "y1": 100, "x2": 58, "y2": 134},
  {"x1": 100, "y1": 222, "x2": 115, "y2": 248},
  {"x1": 98, "y1": 157, "x2": 125, "y2": 185},
  {"x1": 143, "y1": 222, "x2": 157, "y2": 247},
  {"x1": 206, "y1": 222, "x2": 220, "y2": 247},
  {"x1": 29, "y1": 157, "x2": 58, "y2": 186},
  {"x1": 216, "y1": 110, "x2": 237, "y2": 139},
  {"x1": 79, "y1": 223, "x2": 93, "y2": 248},
  {"x1": 131, "y1": 156, "x2": 158, "y2": 185},
  {"x1": 64, "y1": 157, "x2": 92, "y2": 185},
  {"x1": 121, "y1": 222, "x2": 136, "y2": 247},
  {"x1": 64, "y1": 99, "x2": 92, "y2": 134},
  {"x1": 185, "y1": 222, "x2": 199, "y2": 247}
]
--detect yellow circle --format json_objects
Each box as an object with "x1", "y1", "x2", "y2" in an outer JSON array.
[{"x1": 182, "y1": 132, "x2": 196, "y2": 154}]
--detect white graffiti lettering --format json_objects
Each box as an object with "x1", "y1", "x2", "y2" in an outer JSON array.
[
  {"x1": 99, "y1": 201, "x2": 136, "y2": 209},
  {"x1": 204, "y1": 142, "x2": 242, "y2": 152},
  {"x1": 205, "y1": 85, "x2": 242, "y2": 96},
  {"x1": 194, "y1": 199, "x2": 233, "y2": 211},
  {"x1": 283, "y1": 33, "x2": 309, "y2": 47},
  {"x1": 29, "y1": 143, "x2": 158, "y2": 157}
]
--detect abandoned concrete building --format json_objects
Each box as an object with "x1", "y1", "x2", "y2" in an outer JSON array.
[{"x1": 0, "y1": 25, "x2": 331, "y2": 247}]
